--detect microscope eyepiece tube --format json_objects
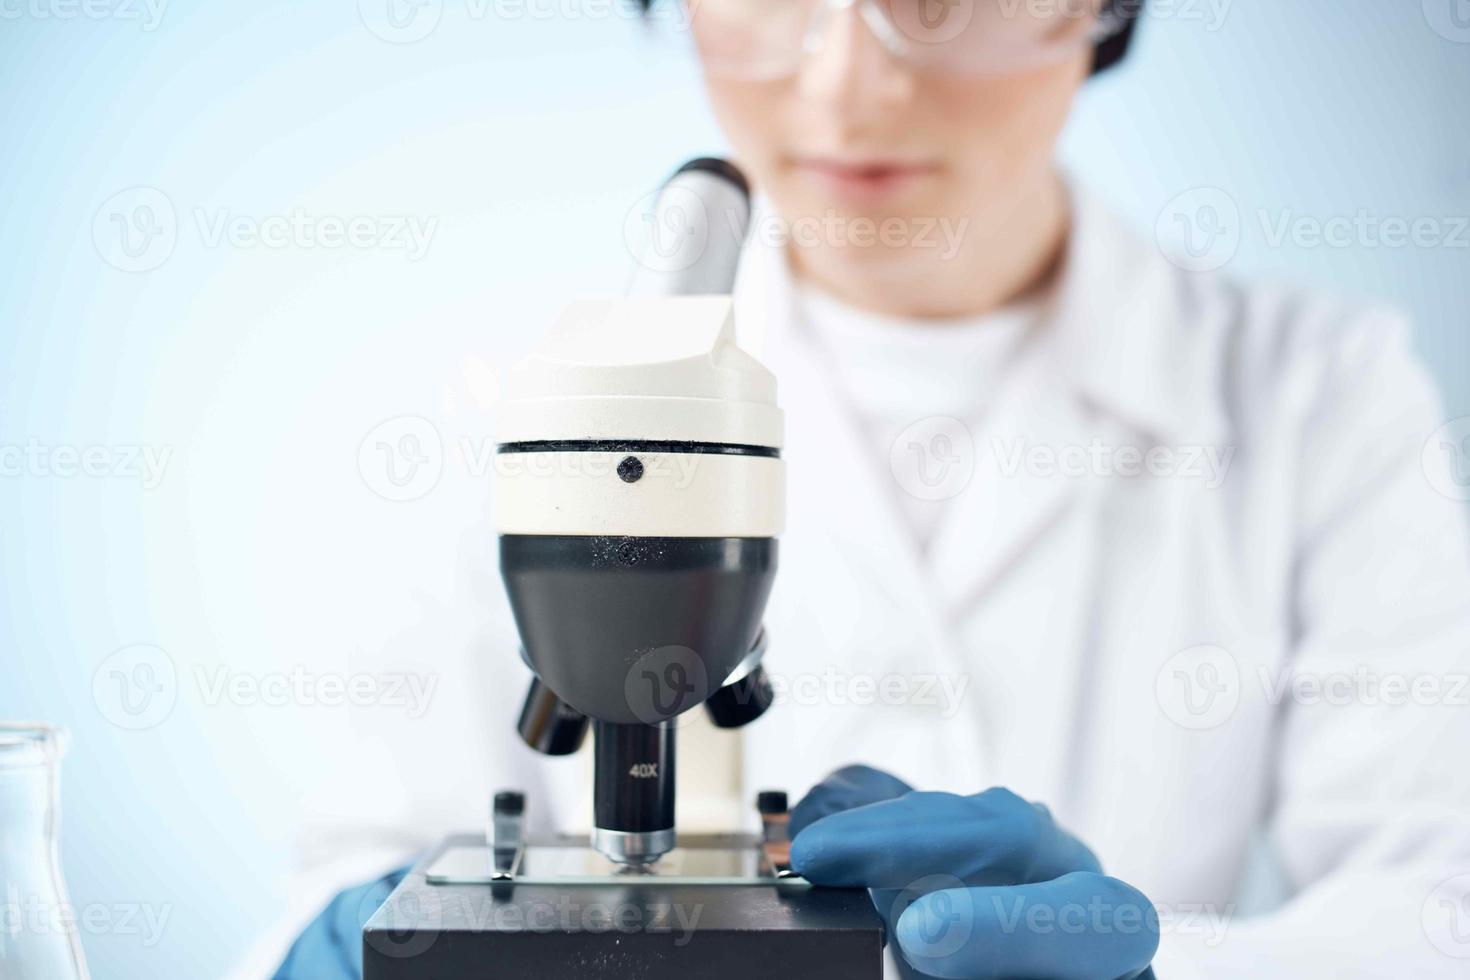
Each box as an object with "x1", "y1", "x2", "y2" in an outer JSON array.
[
  {"x1": 626, "y1": 157, "x2": 752, "y2": 298},
  {"x1": 592, "y1": 720, "x2": 675, "y2": 864}
]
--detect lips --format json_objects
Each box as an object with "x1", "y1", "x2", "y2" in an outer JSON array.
[{"x1": 792, "y1": 156, "x2": 940, "y2": 204}]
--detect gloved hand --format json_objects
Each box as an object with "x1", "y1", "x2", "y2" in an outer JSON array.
[
  {"x1": 272, "y1": 864, "x2": 412, "y2": 980},
  {"x1": 790, "y1": 763, "x2": 916, "y2": 836},
  {"x1": 791, "y1": 767, "x2": 1158, "y2": 980}
]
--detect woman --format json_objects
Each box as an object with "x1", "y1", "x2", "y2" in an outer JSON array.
[{"x1": 272, "y1": 1, "x2": 1470, "y2": 977}]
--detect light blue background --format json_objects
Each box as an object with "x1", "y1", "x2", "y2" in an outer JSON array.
[{"x1": 1, "y1": 1, "x2": 1467, "y2": 977}]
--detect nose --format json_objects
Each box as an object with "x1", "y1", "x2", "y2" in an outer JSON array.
[{"x1": 797, "y1": 0, "x2": 916, "y2": 119}]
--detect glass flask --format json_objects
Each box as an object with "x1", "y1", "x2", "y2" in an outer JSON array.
[{"x1": 0, "y1": 723, "x2": 91, "y2": 979}]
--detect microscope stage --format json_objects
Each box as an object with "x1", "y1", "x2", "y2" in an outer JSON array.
[{"x1": 425, "y1": 832, "x2": 779, "y2": 886}]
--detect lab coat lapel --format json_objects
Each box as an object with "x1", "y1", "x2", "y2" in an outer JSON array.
[
  {"x1": 923, "y1": 353, "x2": 1093, "y2": 614},
  {"x1": 925, "y1": 180, "x2": 1228, "y2": 614}
]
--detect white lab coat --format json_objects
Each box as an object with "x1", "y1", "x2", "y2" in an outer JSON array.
[{"x1": 230, "y1": 183, "x2": 1470, "y2": 979}]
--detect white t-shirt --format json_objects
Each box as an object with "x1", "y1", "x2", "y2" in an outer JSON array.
[{"x1": 795, "y1": 281, "x2": 1041, "y2": 552}]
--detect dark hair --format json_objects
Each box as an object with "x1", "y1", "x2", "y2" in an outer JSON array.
[
  {"x1": 1092, "y1": 0, "x2": 1143, "y2": 74},
  {"x1": 632, "y1": 0, "x2": 1143, "y2": 75}
]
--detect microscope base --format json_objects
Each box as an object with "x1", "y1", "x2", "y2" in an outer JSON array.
[{"x1": 363, "y1": 833, "x2": 885, "y2": 980}]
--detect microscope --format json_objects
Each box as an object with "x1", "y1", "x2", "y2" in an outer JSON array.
[{"x1": 362, "y1": 160, "x2": 885, "y2": 979}]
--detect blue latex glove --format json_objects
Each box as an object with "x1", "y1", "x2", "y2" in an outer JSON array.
[
  {"x1": 272, "y1": 864, "x2": 412, "y2": 980},
  {"x1": 791, "y1": 768, "x2": 1159, "y2": 980},
  {"x1": 790, "y1": 763, "x2": 916, "y2": 837}
]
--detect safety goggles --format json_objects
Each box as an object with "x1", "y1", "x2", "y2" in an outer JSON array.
[{"x1": 684, "y1": 0, "x2": 1131, "y2": 79}]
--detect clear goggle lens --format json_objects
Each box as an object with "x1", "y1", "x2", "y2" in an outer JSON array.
[{"x1": 681, "y1": 0, "x2": 1126, "y2": 79}]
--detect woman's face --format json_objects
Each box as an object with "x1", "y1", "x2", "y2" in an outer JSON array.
[{"x1": 691, "y1": 0, "x2": 1096, "y2": 266}]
